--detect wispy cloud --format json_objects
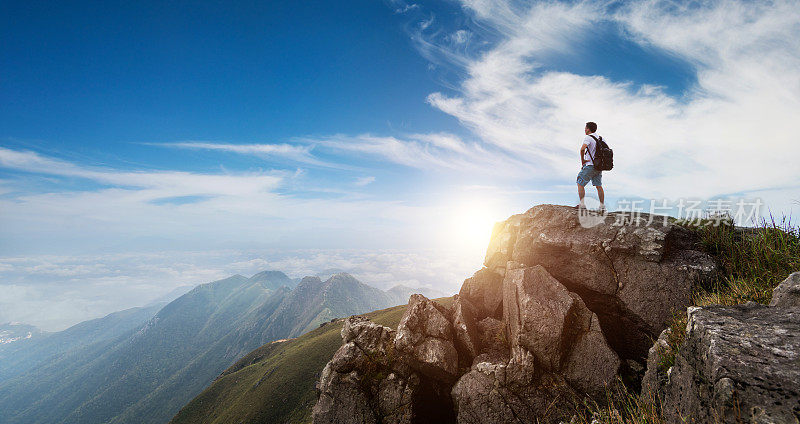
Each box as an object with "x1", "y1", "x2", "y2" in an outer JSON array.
[
  {"x1": 0, "y1": 146, "x2": 285, "y2": 197},
  {"x1": 146, "y1": 141, "x2": 358, "y2": 170},
  {"x1": 386, "y1": 0, "x2": 419, "y2": 14},
  {"x1": 303, "y1": 133, "x2": 536, "y2": 178},
  {"x1": 354, "y1": 176, "x2": 376, "y2": 186}
]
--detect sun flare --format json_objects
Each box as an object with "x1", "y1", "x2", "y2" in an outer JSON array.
[{"x1": 449, "y1": 203, "x2": 503, "y2": 253}]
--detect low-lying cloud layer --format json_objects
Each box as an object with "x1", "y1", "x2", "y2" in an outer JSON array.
[{"x1": 0, "y1": 249, "x2": 472, "y2": 331}]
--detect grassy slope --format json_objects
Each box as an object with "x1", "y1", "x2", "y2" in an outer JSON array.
[{"x1": 171, "y1": 298, "x2": 453, "y2": 424}]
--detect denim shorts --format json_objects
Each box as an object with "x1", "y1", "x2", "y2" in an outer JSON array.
[{"x1": 577, "y1": 165, "x2": 602, "y2": 187}]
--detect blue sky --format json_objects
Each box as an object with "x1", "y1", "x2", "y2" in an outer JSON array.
[{"x1": 2, "y1": 0, "x2": 799, "y2": 329}]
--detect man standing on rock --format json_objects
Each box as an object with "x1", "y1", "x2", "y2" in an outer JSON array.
[{"x1": 576, "y1": 121, "x2": 605, "y2": 210}]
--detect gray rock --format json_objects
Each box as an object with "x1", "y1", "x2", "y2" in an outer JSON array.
[
  {"x1": 375, "y1": 372, "x2": 417, "y2": 424},
  {"x1": 486, "y1": 204, "x2": 716, "y2": 359},
  {"x1": 315, "y1": 204, "x2": 725, "y2": 423},
  {"x1": 313, "y1": 315, "x2": 456, "y2": 424},
  {"x1": 485, "y1": 214, "x2": 531, "y2": 276},
  {"x1": 451, "y1": 353, "x2": 578, "y2": 424},
  {"x1": 452, "y1": 295, "x2": 480, "y2": 363},
  {"x1": 313, "y1": 316, "x2": 398, "y2": 423},
  {"x1": 662, "y1": 304, "x2": 800, "y2": 423},
  {"x1": 562, "y1": 311, "x2": 621, "y2": 395},
  {"x1": 313, "y1": 366, "x2": 377, "y2": 424},
  {"x1": 502, "y1": 265, "x2": 619, "y2": 394},
  {"x1": 395, "y1": 294, "x2": 459, "y2": 383},
  {"x1": 770, "y1": 271, "x2": 800, "y2": 308},
  {"x1": 503, "y1": 265, "x2": 577, "y2": 371},
  {"x1": 329, "y1": 315, "x2": 396, "y2": 373},
  {"x1": 459, "y1": 268, "x2": 504, "y2": 319}
]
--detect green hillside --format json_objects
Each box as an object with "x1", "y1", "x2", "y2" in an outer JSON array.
[{"x1": 170, "y1": 297, "x2": 454, "y2": 424}]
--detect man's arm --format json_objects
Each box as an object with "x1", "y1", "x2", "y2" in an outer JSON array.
[{"x1": 580, "y1": 143, "x2": 588, "y2": 166}]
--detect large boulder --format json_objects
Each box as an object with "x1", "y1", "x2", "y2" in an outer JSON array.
[
  {"x1": 313, "y1": 315, "x2": 456, "y2": 424},
  {"x1": 661, "y1": 304, "x2": 800, "y2": 423},
  {"x1": 315, "y1": 204, "x2": 725, "y2": 424},
  {"x1": 395, "y1": 294, "x2": 459, "y2": 383},
  {"x1": 459, "y1": 268, "x2": 504, "y2": 319},
  {"x1": 770, "y1": 271, "x2": 800, "y2": 308},
  {"x1": 328, "y1": 315, "x2": 396, "y2": 373},
  {"x1": 313, "y1": 367, "x2": 377, "y2": 424},
  {"x1": 503, "y1": 265, "x2": 619, "y2": 390},
  {"x1": 313, "y1": 316, "x2": 398, "y2": 424},
  {"x1": 503, "y1": 265, "x2": 579, "y2": 370},
  {"x1": 562, "y1": 311, "x2": 621, "y2": 395},
  {"x1": 486, "y1": 204, "x2": 716, "y2": 359}
]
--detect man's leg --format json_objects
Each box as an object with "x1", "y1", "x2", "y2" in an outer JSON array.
[
  {"x1": 577, "y1": 184, "x2": 586, "y2": 207},
  {"x1": 592, "y1": 170, "x2": 604, "y2": 210}
]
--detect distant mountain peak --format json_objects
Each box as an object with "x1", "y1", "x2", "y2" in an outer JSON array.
[
  {"x1": 298, "y1": 276, "x2": 323, "y2": 286},
  {"x1": 250, "y1": 270, "x2": 289, "y2": 279},
  {"x1": 248, "y1": 270, "x2": 295, "y2": 289},
  {"x1": 325, "y1": 273, "x2": 359, "y2": 284}
]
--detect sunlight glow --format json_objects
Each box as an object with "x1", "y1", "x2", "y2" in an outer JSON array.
[{"x1": 447, "y1": 201, "x2": 503, "y2": 255}]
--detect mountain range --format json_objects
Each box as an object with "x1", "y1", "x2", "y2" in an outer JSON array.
[{"x1": 0, "y1": 270, "x2": 442, "y2": 424}]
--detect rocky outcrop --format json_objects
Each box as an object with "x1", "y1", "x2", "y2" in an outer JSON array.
[
  {"x1": 395, "y1": 294, "x2": 459, "y2": 383},
  {"x1": 313, "y1": 204, "x2": 717, "y2": 424},
  {"x1": 313, "y1": 315, "x2": 456, "y2": 424},
  {"x1": 485, "y1": 205, "x2": 716, "y2": 359},
  {"x1": 770, "y1": 271, "x2": 800, "y2": 308},
  {"x1": 659, "y1": 304, "x2": 800, "y2": 423}
]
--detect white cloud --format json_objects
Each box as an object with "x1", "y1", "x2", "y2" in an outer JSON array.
[
  {"x1": 354, "y1": 176, "x2": 376, "y2": 186},
  {"x1": 306, "y1": 133, "x2": 533, "y2": 178},
  {"x1": 149, "y1": 141, "x2": 355, "y2": 169},
  {"x1": 394, "y1": 0, "x2": 800, "y2": 213},
  {"x1": 387, "y1": 0, "x2": 419, "y2": 14},
  {"x1": 448, "y1": 30, "x2": 472, "y2": 45},
  {"x1": 0, "y1": 146, "x2": 285, "y2": 197}
]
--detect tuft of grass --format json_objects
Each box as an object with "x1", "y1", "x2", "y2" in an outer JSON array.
[
  {"x1": 656, "y1": 313, "x2": 685, "y2": 374},
  {"x1": 573, "y1": 378, "x2": 663, "y2": 424},
  {"x1": 688, "y1": 214, "x2": 799, "y2": 304}
]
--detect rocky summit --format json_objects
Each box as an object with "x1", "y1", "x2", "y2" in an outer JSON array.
[{"x1": 312, "y1": 204, "x2": 719, "y2": 423}]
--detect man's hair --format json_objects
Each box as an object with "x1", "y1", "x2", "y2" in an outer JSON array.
[{"x1": 585, "y1": 122, "x2": 597, "y2": 133}]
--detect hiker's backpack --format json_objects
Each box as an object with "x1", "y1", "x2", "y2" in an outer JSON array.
[{"x1": 588, "y1": 135, "x2": 613, "y2": 171}]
